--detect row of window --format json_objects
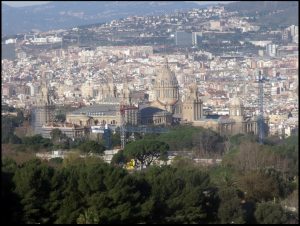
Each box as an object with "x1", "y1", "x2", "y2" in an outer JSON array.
[{"x1": 77, "y1": 119, "x2": 117, "y2": 126}]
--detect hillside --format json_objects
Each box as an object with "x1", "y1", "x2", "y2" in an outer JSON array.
[
  {"x1": 224, "y1": 1, "x2": 298, "y2": 28},
  {"x1": 2, "y1": 1, "x2": 203, "y2": 36}
]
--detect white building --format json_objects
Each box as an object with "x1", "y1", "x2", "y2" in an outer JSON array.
[
  {"x1": 266, "y1": 44, "x2": 278, "y2": 57},
  {"x1": 5, "y1": 39, "x2": 17, "y2": 44}
]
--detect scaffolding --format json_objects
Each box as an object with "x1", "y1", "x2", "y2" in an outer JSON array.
[{"x1": 256, "y1": 71, "x2": 269, "y2": 144}]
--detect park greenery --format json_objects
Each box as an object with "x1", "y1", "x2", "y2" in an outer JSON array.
[
  {"x1": 1, "y1": 108, "x2": 298, "y2": 224},
  {"x1": 2, "y1": 140, "x2": 298, "y2": 224}
]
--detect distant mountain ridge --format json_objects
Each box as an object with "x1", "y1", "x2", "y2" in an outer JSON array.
[
  {"x1": 224, "y1": 1, "x2": 298, "y2": 27},
  {"x1": 2, "y1": 1, "x2": 205, "y2": 36},
  {"x1": 3, "y1": 1, "x2": 297, "y2": 36}
]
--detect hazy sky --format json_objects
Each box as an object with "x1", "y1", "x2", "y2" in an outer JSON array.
[
  {"x1": 3, "y1": 1, "x2": 233, "y2": 7},
  {"x1": 3, "y1": 1, "x2": 50, "y2": 7}
]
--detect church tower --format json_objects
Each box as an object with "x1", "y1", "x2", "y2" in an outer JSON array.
[
  {"x1": 121, "y1": 83, "x2": 132, "y2": 105},
  {"x1": 229, "y1": 97, "x2": 244, "y2": 122},
  {"x1": 182, "y1": 84, "x2": 203, "y2": 122}
]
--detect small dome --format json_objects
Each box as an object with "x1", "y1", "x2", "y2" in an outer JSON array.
[{"x1": 230, "y1": 97, "x2": 243, "y2": 106}]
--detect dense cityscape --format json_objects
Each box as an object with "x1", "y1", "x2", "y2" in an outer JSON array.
[{"x1": 2, "y1": 1, "x2": 299, "y2": 224}]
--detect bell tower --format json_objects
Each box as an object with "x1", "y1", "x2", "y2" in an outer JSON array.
[{"x1": 182, "y1": 84, "x2": 203, "y2": 122}]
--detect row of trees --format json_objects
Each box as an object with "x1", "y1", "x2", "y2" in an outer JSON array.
[
  {"x1": 4, "y1": 133, "x2": 106, "y2": 157},
  {"x1": 2, "y1": 156, "x2": 296, "y2": 224}
]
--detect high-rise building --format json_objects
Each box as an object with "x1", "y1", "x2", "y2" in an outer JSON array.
[
  {"x1": 289, "y1": 25, "x2": 298, "y2": 43},
  {"x1": 175, "y1": 31, "x2": 192, "y2": 46},
  {"x1": 266, "y1": 44, "x2": 277, "y2": 57},
  {"x1": 282, "y1": 29, "x2": 291, "y2": 43},
  {"x1": 289, "y1": 25, "x2": 298, "y2": 37},
  {"x1": 192, "y1": 32, "x2": 202, "y2": 46}
]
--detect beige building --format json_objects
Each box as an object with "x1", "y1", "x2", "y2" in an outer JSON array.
[
  {"x1": 194, "y1": 97, "x2": 261, "y2": 136},
  {"x1": 66, "y1": 82, "x2": 138, "y2": 127},
  {"x1": 140, "y1": 59, "x2": 203, "y2": 126},
  {"x1": 65, "y1": 59, "x2": 263, "y2": 137},
  {"x1": 41, "y1": 123, "x2": 86, "y2": 139},
  {"x1": 218, "y1": 98, "x2": 259, "y2": 135}
]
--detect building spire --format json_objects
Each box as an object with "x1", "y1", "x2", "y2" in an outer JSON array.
[{"x1": 164, "y1": 56, "x2": 168, "y2": 68}]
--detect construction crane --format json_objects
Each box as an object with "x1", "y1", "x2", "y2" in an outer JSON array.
[{"x1": 256, "y1": 70, "x2": 269, "y2": 144}]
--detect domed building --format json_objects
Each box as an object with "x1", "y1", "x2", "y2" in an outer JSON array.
[
  {"x1": 217, "y1": 97, "x2": 260, "y2": 135},
  {"x1": 139, "y1": 59, "x2": 203, "y2": 125},
  {"x1": 154, "y1": 63, "x2": 179, "y2": 106}
]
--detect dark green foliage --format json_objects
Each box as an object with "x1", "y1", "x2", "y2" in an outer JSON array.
[
  {"x1": 111, "y1": 131, "x2": 121, "y2": 147},
  {"x1": 218, "y1": 187, "x2": 246, "y2": 224},
  {"x1": 9, "y1": 134, "x2": 22, "y2": 144},
  {"x1": 145, "y1": 126, "x2": 225, "y2": 156},
  {"x1": 260, "y1": 168, "x2": 293, "y2": 199},
  {"x1": 123, "y1": 139, "x2": 169, "y2": 169},
  {"x1": 50, "y1": 129, "x2": 70, "y2": 149},
  {"x1": 255, "y1": 202, "x2": 288, "y2": 224},
  {"x1": 77, "y1": 207, "x2": 100, "y2": 224},
  {"x1": 3, "y1": 158, "x2": 218, "y2": 224},
  {"x1": 1, "y1": 158, "x2": 23, "y2": 224},
  {"x1": 140, "y1": 166, "x2": 218, "y2": 224},
  {"x1": 111, "y1": 150, "x2": 127, "y2": 166},
  {"x1": 2, "y1": 133, "x2": 298, "y2": 224},
  {"x1": 50, "y1": 128, "x2": 64, "y2": 142},
  {"x1": 157, "y1": 125, "x2": 202, "y2": 151},
  {"x1": 49, "y1": 157, "x2": 63, "y2": 164},
  {"x1": 69, "y1": 137, "x2": 87, "y2": 149},
  {"x1": 13, "y1": 159, "x2": 54, "y2": 224},
  {"x1": 1, "y1": 116, "x2": 14, "y2": 142},
  {"x1": 78, "y1": 140, "x2": 105, "y2": 154},
  {"x1": 1, "y1": 109, "x2": 25, "y2": 144},
  {"x1": 22, "y1": 135, "x2": 53, "y2": 149}
]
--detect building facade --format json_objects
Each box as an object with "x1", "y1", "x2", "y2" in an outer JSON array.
[{"x1": 141, "y1": 60, "x2": 204, "y2": 126}]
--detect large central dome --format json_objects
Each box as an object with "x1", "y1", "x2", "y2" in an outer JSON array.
[
  {"x1": 155, "y1": 64, "x2": 178, "y2": 86},
  {"x1": 154, "y1": 61, "x2": 179, "y2": 105}
]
